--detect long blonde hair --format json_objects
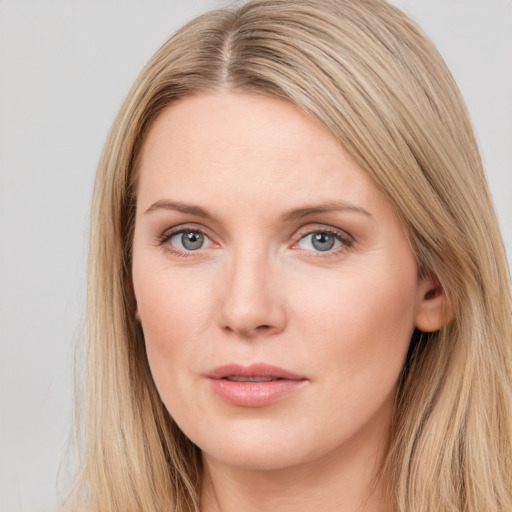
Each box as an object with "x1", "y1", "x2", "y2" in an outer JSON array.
[{"x1": 71, "y1": 1, "x2": 512, "y2": 511}]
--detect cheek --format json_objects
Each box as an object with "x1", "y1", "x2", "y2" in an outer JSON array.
[
  {"x1": 292, "y1": 260, "x2": 419, "y2": 384},
  {"x1": 132, "y1": 261, "x2": 215, "y2": 390},
  {"x1": 135, "y1": 259, "x2": 212, "y2": 333},
  {"x1": 283, "y1": 264, "x2": 418, "y2": 446}
]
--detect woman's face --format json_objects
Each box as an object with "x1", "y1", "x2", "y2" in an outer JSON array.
[{"x1": 132, "y1": 92, "x2": 439, "y2": 472}]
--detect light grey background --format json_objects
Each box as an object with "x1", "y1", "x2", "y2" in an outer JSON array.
[{"x1": 0, "y1": 1, "x2": 511, "y2": 511}]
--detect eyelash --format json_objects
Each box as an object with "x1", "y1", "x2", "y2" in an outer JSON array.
[
  {"x1": 157, "y1": 224, "x2": 214, "y2": 258},
  {"x1": 157, "y1": 225, "x2": 353, "y2": 258},
  {"x1": 294, "y1": 227, "x2": 353, "y2": 257}
]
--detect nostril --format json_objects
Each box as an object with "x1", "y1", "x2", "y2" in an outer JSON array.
[{"x1": 222, "y1": 323, "x2": 274, "y2": 337}]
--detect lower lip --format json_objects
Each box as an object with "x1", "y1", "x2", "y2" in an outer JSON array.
[{"x1": 208, "y1": 378, "x2": 307, "y2": 407}]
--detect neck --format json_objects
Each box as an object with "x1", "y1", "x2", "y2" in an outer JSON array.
[{"x1": 200, "y1": 428, "x2": 391, "y2": 512}]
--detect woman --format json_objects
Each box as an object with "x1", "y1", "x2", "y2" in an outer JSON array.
[{"x1": 70, "y1": 0, "x2": 512, "y2": 511}]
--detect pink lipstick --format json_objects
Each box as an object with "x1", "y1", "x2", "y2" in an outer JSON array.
[{"x1": 206, "y1": 363, "x2": 307, "y2": 407}]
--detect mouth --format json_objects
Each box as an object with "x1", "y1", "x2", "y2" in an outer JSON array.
[
  {"x1": 207, "y1": 363, "x2": 305, "y2": 380},
  {"x1": 223, "y1": 376, "x2": 282, "y2": 382},
  {"x1": 206, "y1": 363, "x2": 308, "y2": 407}
]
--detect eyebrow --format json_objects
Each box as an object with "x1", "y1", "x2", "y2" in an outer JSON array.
[
  {"x1": 279, "y1": 201, "x2": 373, "y2": 222},
  {"x1": 144, "y1": 199, "x2": 373, "y2": 221},
  {"x1": 144, "y1": 200, "x2": 214, "y2": 219}
]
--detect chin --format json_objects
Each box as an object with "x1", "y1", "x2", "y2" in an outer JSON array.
[
  {"x1": 204, "y1": 442, "x2": 309, "y2": 472},
  {"x1": 187, "y1": 417, "x2": 335, "y2": 472}
]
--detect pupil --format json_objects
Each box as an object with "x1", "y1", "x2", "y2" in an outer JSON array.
[
  {"x1": 312, "y1": 232, "x2": 335, "y2": 251},
  {"x1": 182, "y1": 231, "x2": 204, "y2": 250}
]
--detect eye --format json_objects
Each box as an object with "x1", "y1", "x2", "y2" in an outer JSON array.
[
  {"x1": 296, "y1": 229, "x2": 350, "y2": 253},
  {"x1": 167, "y1": 229, "x2": 212, "y2": 252}
]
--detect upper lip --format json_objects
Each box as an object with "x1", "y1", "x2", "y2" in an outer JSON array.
[{"x1": 206, "y1": 363, "x2": 307, "y2": 381}]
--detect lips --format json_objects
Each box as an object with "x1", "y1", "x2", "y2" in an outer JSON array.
[
  {"x1": 224, "y1": 376, "x2": 280, "y2": 382},
  {"x1": 206, "y1": 363, "x2": 308, "y2": 407}
]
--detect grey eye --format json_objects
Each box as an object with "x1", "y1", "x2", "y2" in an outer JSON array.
[
  {"x1": 297, "y1": 231, "x2": 342, "y2": 252},
  {"x1": 311, "y1": 232, "x2": 336, "y2": 251},
  {"x1": 171, "y1": 230, "x2": 206, "y2": 251}
]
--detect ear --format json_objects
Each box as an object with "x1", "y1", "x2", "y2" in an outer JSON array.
[
  {"x1": 125, "y1": 279, "x2": 141, "y2": 322},
  {"x1": 414, "y1": 273, "x2": 453, "y2": 332}
]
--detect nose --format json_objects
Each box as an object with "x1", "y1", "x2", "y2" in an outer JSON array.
[{"x1": 217, "y1": 246, "x2": 287, "y2": 338}]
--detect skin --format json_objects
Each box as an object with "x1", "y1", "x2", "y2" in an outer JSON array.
[{"x1": 132, "y1": 91, "x2": 447, "y2": 512}]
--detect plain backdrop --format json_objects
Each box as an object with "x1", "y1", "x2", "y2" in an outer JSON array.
[{"x1": 0, "y1": 1, "x2": 511, "y2": 511}]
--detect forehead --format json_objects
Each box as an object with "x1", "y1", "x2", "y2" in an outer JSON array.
[{"x1": 136, "y1": 91, "x2": 377, "y2": 215}]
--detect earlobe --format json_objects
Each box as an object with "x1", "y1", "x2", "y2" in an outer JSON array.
[
  {"x1": 414, "y1": 275, "x2": 453, "y2": 332},
  {"x1": 125, "y1": 279, "x2": 141, "y2": 322}
]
